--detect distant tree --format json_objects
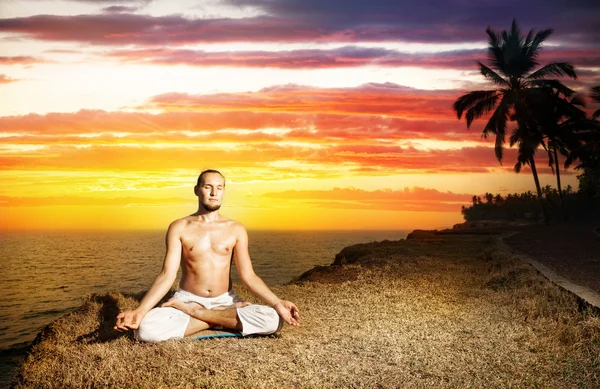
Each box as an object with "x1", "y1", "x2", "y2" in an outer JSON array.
[
  {"x1": 564, "y1": 185, "x2": 573, "y2": 196},
  {"x1": 494, "y1": 194, "x2": 504, "y2": 204},
  {"x1": 485, "y1": 192, "x2": 494, "y2": 204}
]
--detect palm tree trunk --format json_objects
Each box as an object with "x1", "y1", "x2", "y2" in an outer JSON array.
[
  {"x1": 529, "y1": 157, "x2": 549, "y2": 224},
  {"x1": 552, "y1": 146, "x2": 566, "y2": 220}
]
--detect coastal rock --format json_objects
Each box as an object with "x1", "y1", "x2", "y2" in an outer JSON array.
[
  {"x1": 290, "y1": 241, "x2": 385, "y2": 284},
  {"x1": 332, "y1": 244, "x2": 374, "y2": 266},
  {"x1": 406, "y1": 229, "x2": 438, "y2": 239},
  {"x1": 290, "y1": 265, "x2": 361, "y2": 284}
]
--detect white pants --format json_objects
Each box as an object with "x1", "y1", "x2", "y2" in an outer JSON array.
[{"x1": 135, "y1": 289, "x2": 282, "y2": 342}]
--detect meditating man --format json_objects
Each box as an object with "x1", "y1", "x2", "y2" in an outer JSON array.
[{"x1": 114, "y1": 169, "x2": 300, "y2": 342}]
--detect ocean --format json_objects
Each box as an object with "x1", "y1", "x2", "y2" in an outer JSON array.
[{"x1": 0, "y1": 229, "x2": 407, "y2": 387}]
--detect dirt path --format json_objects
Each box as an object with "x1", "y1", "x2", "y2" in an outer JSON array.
[{"x1": 504, "y1": 221, "x2": 600, "y2": 295}]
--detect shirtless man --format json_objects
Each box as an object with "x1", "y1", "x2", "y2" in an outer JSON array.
[{"x1": 114, "y1": 169, "x2": 300, "y2": 342}]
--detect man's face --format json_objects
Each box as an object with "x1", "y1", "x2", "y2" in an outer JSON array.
[{"x1": 196, "y1": 173, "x2": 225, "y2": 212}]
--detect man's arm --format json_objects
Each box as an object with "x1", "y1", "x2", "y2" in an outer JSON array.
[
  {"x1": 233, "y1": 224, "x2": 300, "y2": 326},
  {"x1": 114, "y1": 220, "x2": 184, "y2": 332}
]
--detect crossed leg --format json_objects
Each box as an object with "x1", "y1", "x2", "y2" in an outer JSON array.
[{"x1": 161, "y1": 298, "x2": 250, "y2": 336}]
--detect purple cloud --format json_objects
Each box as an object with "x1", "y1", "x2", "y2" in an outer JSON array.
[{"x1": 1, "y1": 1, "x2": 598, "y2": 45}]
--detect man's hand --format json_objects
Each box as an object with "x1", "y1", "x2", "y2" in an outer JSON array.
[
  {"x1": 273, "y1": 301, "x2": 301, "y2": 326},
  {"x1": 114, "y1": 309, "x2": 145, "y2": 332}
]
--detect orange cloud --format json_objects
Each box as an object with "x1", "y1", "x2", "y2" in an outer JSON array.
[
  {"x1": 263, "y1": 186, "x2": 472, "y2": 212},
  {"x1": 0, "y1": 56, "x2": 44, "y2": 65},
  {"x1": 0, "y1": 195, "x2": 188, "y2": 207},
  {"x1": 0, "y1": 141, "x2": 544, "y2": 175},
  {"x1": 0, "y1": 109, "x2": 481, "y2": 142},
  {"x1": 145, "y1": 83, "x2": 457, "y2": 119},
  {"x1": 0, "y1": 74, "x2": 19, "y2": 84},
  {"x1": 0, "y1": 84, "x2": 568, "y2": 176}
]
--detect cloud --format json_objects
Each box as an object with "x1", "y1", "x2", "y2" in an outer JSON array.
[
  {"x1": 0, "y1": 56, "x2": 45, "y2": 65},
  {"x1": 264, "y1": 186, "x2": 471, "y2": 201},
  {"x1": 0, "y1": 82, "x2": 483, "y2": 140},
  {"x1": 223, "y1": 0, "x2": 600, "y2": 44},
  {"x1": 0, "y1": 107, "x2": 490, "y2": 147},
  {"x1": 0, "y1": 74, "x2": 19, "y2": 84},
  {"x1": 108, "y1": 46, "x2": 487, "y2": 69},
  {"x1": 0, "y1": 14, "x2": 325, "y2": 45},
  {"x1": 102, "y1": 6, "x2": 140, "y2": 13},
  {"x1": 1, "y1": 2, "x2": 598, "y2": 46},
  {"x1": 145, "y1": 83, "x2": 458, "y2": 119},
  {"x1": 0, "y1": 140, "x2": 543, "y2": 175},
  {"x1": 262, "y1": 186, "x2": 473, "y2": 212},
  {"x1": 0, "y1": 195, "x2": 187, "y2": 207},
  {"x1": 62, "y1": 0, "x2": 152, "y2": 3},
  {"x1": 0, "y1": 80, "x2": 579, "y2": 176}
]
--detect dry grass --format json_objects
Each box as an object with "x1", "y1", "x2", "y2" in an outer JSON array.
[{"x1": 13, "y1": 236, "x2": 600, "y2": 388}]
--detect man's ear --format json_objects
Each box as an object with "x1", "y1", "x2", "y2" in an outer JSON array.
[{"x1": 193, "y1": 185, "x2": 199, "y2": 195}]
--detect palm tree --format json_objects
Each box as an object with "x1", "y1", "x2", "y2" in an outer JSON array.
[
  {"x1": 564, "y1": 86, "x2": 600, "y2": 200},
  {"x1": 591, "y1": 86, "x2": 600, "y2": 118},
  {"x1": 453, "y1": 19, "x2": 577, "y2": 223},
  {"x1": 530, "y1": 91, "x2": 587, "y2": 218}
]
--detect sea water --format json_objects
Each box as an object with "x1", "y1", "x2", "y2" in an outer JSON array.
[{"x1": 0, "y1": 229, "x2": 407, "y2": 387}]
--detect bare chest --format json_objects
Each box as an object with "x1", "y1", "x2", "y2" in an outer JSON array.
[{"x1": 181, "y1": 229, "x2": 236, "y2": 259}]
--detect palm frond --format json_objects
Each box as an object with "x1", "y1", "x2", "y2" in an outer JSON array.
[
  {"x1": 514, "y1": 160, "x2": 523, "y2": 173},
  {"x1": 485, "y1": 26, "x2": 505, "y2": 75},
  {"x1": 570, "y1": 94, "x2": 586, "y2": 107},
  {"x1": 503, "y1": 22, "x2": 537, "y2": 78},
  {"x1": 452, "y1": 90, "x2": 498, "y2": 121},
  {"x1": 531, "y1": 29, "x2": 554, "y2": 52},
  {"x1": 482, "y1": 94, "x2": 510, "y2": 134},
  {"x1": 509, "y1": 127, "x2": 521, "y2": 147},
  {"x1": 465, "y1": 93, "x2": 500, "y2": 128},
  {"x1": 510, "y1": 18, "x2": 521, "y2": 41},
  {"x1": 564, "y1": 153, "x2": 577, "y2": 169},
  {"x1": 591, "y1": 86, "x2": 600, "y2": 117},
  {"x1": 523, "y1": 29, "x2": 534, "y2": 49},
  {"x1": 522, "y1": 28, "x2": 539, "y2": 65},
  {"x1": 495, "y1": 128, "x2": 505, "y2": 162},
  {"x1": 478, "y1": 62, "x2": 509, "y2": 86},
  {"x1": 591, "y1": 86, "x2": 600, "y2": 102},
  {"x1": 519, "y1": 28, "x2": 553, "y2": 75},
  {"x1": 527, "y1": 62, "x2": 577, "y2": 80},
  {"x1": 547, "y1": 147, "x2": 556, "y2": 174},
  {"x1": 529, "y1": 79, "x2": 575, "y2": 97},
  {"x1": 481, "y1": 94, "x2": 510, "y2": 162}
]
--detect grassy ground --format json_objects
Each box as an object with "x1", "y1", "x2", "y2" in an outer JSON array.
[{"x1": 13, "y1": 235, "x2": 600, "y2": 388}]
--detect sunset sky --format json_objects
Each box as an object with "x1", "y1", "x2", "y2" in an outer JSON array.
[{"x1": 1, "y1": 0, "x2": 599, "y2": 231}]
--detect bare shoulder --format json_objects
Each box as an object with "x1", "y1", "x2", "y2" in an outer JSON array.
[
  {"x1": 224, "y1": 219, "x2": 247, "y2": 239},
  {"x1": 167, "y1": 217, "x2": 190, "y2": 235}
]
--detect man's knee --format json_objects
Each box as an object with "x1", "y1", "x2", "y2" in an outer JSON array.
[
  {"x1": 134, "y1": 307, "x2": 189, "y2": 342},
  {"x1": 135, "y1": 322, "x2": 169, "y2": 343},
  {"x1": 236, "y1": 305, "x2": 283, "y2": 336}
]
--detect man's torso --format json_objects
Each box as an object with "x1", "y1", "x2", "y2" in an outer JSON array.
[{"x1": 178, "y1": 216, "x2": 239, "y2": 297}]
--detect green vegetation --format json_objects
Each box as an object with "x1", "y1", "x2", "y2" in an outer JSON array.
[{"x1": 453, "y1": 19, "x2": 600, "y2": 223}]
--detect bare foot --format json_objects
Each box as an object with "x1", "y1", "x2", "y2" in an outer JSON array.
[
  {"x1": 161, "y1": 298, "x2": 205, "y2": 315},
  {"x1": 212, "y1": 301, "x2": 252, "y2": 311}
]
